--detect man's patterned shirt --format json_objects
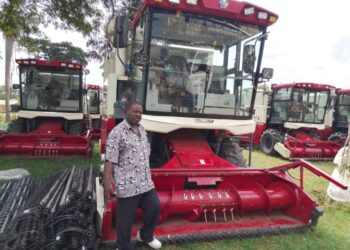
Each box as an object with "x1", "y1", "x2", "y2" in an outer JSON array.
[{"x1": 105, "y1": 119, "x2": 154, "y2": 198}]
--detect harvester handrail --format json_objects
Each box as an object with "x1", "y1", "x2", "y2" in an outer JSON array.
[{"x1": 269, "y1": 159, "x2": 348, "y2": 190}]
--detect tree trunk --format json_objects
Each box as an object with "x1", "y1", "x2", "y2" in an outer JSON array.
[{"x1": 4, "y1": 36, "x2": 15, "y2": 122}]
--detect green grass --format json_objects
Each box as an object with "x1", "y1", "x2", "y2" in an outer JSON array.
[
  {"x1": 0, "y1": 112, "x2": 18, "y2": 125},
  {"x1": 1, "y1": 147, "x2": 350, "y2": 250},
  {"x1": 0, "y1": 143, "x2": 101, "y2": 184}
]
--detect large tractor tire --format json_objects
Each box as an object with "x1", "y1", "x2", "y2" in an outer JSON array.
[
  {"x1": 219, "y1": 136, "x2": 247, "y2": 167},
  {"x1": 260, "y1": 129, "x2": 282, "y2": 156},
  {"x1": 7, "y1": 119, "x2": 24, "y2": 133},
  {"x1": 328, "y1": 132, "x2": 347, "y2": 146}
]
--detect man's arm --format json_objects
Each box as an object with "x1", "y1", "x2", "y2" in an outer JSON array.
[
  {"x1": 104, "y1": 128, "x2": 120, "y2": 197},
  {"x1": 103, "y1": 160, "x2": 113, "y2": 196}
]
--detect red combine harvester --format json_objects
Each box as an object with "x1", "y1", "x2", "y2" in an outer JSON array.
[
  {"x1": 328, "y1": 88, "x2": 350, "y2": 146},
  {"x1": 0, "y1": 59, "x2": 93, "y2": 157},
  {"x1": 86, "y1": 84, "x2": 102, "y2": 140},
  {"x1": 95, "y1": 0, "x2": 347, "y2": 245},
  {"x1": 245, "y1": 82, "x2": 341, "y2": 160}
]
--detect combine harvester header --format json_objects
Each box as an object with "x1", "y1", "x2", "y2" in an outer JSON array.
[{"x1": 0, "y1": 58, "x2": 93, "y2": 157}]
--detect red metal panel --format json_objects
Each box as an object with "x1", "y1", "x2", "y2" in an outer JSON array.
[
  {"x1": 87, "y1": 84, "x2": 102, "y2": 90},
  {"x1": 0, "y1": 120, "x2": 92, "y2": 157},
  {"x1": 337, "y1": 89, "x2": 350, "y2": 94},
  {"x1": 131, "y1": 0, "x2": 278, "y2": 28},
  {"x1": 272, "y1": 82, "x2": 335, "y2": 91},
  {"x1": 100, "y1": 117, "x2": 116, "y2": 154},
  {"x1": 16, "y1": 58, "x2": 84, "y2": 70},
  {"x1": 284, "y1": 130, "x2": 341, "y2": 159}
]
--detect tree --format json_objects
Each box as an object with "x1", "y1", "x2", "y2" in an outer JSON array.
[
  {"x1": 86, "y1": 0, "x2": 142, "y2": 61},
  {"x1": 28, "y1": 39, "x2": 88, "y2": 65},
  {"x1": 0, "y1": 0, "x2": 102, "y2": 122}
]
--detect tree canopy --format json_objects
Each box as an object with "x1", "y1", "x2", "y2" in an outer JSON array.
[
  {"x1": 0, "y1": 0, "x2": 143, "y2": 63},
  {"x1": 86, "y1": 0, "x2": 142, "y2": 61},
  {"x1": 0, "y1": 0, "x2": 102, "y2": 46},
  {"x1": 26, "y1": 39, "x2": 88, "y2": 65},
  {"x1": 0, "y1": 0, "x2": 103, "y2": 121}
]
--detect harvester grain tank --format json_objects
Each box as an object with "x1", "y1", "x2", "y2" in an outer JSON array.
[
  {"x1": 252, "y1": 82, "x2": 341, "y2": 160},
  {"x1": 0, "y1": 59, "x2": 93, "y2": 157},
  {"x1": 328, "y1": 88, "x2": 350, "y2": 146},
  {"x1": 95, "y1": 0, "x2": 347, "y2": 245}
]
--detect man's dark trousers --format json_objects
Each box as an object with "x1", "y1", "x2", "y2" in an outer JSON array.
[{"x1": 116, "y1": 189, "x2": 160, "y2": 250}]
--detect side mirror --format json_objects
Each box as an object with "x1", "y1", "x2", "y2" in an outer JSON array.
[
  {"x1": 82, "y1": 89, "x2": 88, "y2": 95},
  {"x1": 261, "y1": 68, "x2": 274, "y2": 80},
  {"x1": 243, "y1": 45, "x2": 256, "y2": 74},
  {"x1": 113, "y1": 15, "x2": 129, "y2": 48},
  {"x1": 12, "y1": 84, "x2": 20, "y2": 90}
]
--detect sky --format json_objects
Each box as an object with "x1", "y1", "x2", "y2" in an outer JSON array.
[{"x1": 1, "y1": 0, "x2": 350, "y2": 89}]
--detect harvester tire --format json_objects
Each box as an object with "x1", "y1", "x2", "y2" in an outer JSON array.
[
  {"x1": 328, "y1": 132, "x2": 347, "y2": 146},
  {"x1": 220, "y1": 136, "x2": 247, "y2": 167},
  {"x1": 260, "y1": 129, "x2": 282, "y2": 156},
  {"x1": 7, "y1": 119, "x2": 24, "y2": 133}
]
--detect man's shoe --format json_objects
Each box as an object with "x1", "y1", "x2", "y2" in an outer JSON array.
[
  {"x1": 136, "y1": 231, "x2": 162, "y2": 249},
  {"x1": 136, "y1": 231, "x2": 142, "y2": 242},
  {"x1": 146, "y1": 238, "x2": 162, "y2": 249}
]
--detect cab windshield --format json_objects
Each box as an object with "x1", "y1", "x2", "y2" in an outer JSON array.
[
  {"x1": 143, "y1": 9, "x2": 264, "y2": 118},
  {"x1": 271, "y1": 88, "x2": 329, "y2": 124},
  {"x1": 19, "y1": 66, "x2": 82, "y2": 112},
  {"x1": 336, "y1": 93, "x2": 350, "y2": 127},
  {"x1": 87, "y1": 88, "x2": 100, "y2": 114}
]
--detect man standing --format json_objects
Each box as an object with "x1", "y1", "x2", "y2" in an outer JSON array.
[{"x1": 104, "y1": 101, "x2": 162, "y2": 250}]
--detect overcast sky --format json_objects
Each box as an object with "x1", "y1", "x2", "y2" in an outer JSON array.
[{"x1": 1, "y1": 0, "x2": 349, "y2": 89}]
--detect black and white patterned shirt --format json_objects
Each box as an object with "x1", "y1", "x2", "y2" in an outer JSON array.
[{"x1": 105, "y1": 119, "x2": 154, "y2": 198}]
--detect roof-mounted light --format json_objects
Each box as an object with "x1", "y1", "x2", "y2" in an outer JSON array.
[
  {"x1": 258, "y1": 12, "x2": 268, "y2": 20},
  {"x1": 60, "y1": 63, "x2": 67, "y2": 67},
  {"x1": 23, "y1": 61, "x2": 29, "y2": 64},
  {"x1": 244, "y1": 7, "x2": 254, "y2": 15},
  {"x1": 154, "y1": 0, "x2": 162, "y2": 3},
  {"x1": 186, "y1": 0, "x2": 197, "y2": 5},
  {"x1": 269, "y1": 16, "x2": 277, "y2": 23},
  {"x1": 30, "y1": 60, "x2": 37, "y2": 64},
  {"x1": 169, "y1": 0, "x2": 180, "y2": 4}
]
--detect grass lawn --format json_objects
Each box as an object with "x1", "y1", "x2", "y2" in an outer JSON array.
[
  {"x1": 0, "y1": 143, "x2": 101, "y2": 185},
  {"x1": 1, "y1": 147, "x2": 349, "y2": 250}
]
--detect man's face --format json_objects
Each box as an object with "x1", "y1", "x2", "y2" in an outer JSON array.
[{"x1": 126, "y1": 104, "x2": 142, "y2": 126}]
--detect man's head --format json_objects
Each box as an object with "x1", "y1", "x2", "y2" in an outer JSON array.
[{"x1": 125, "y1": 101, "x2": 143, "y2": 126}]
